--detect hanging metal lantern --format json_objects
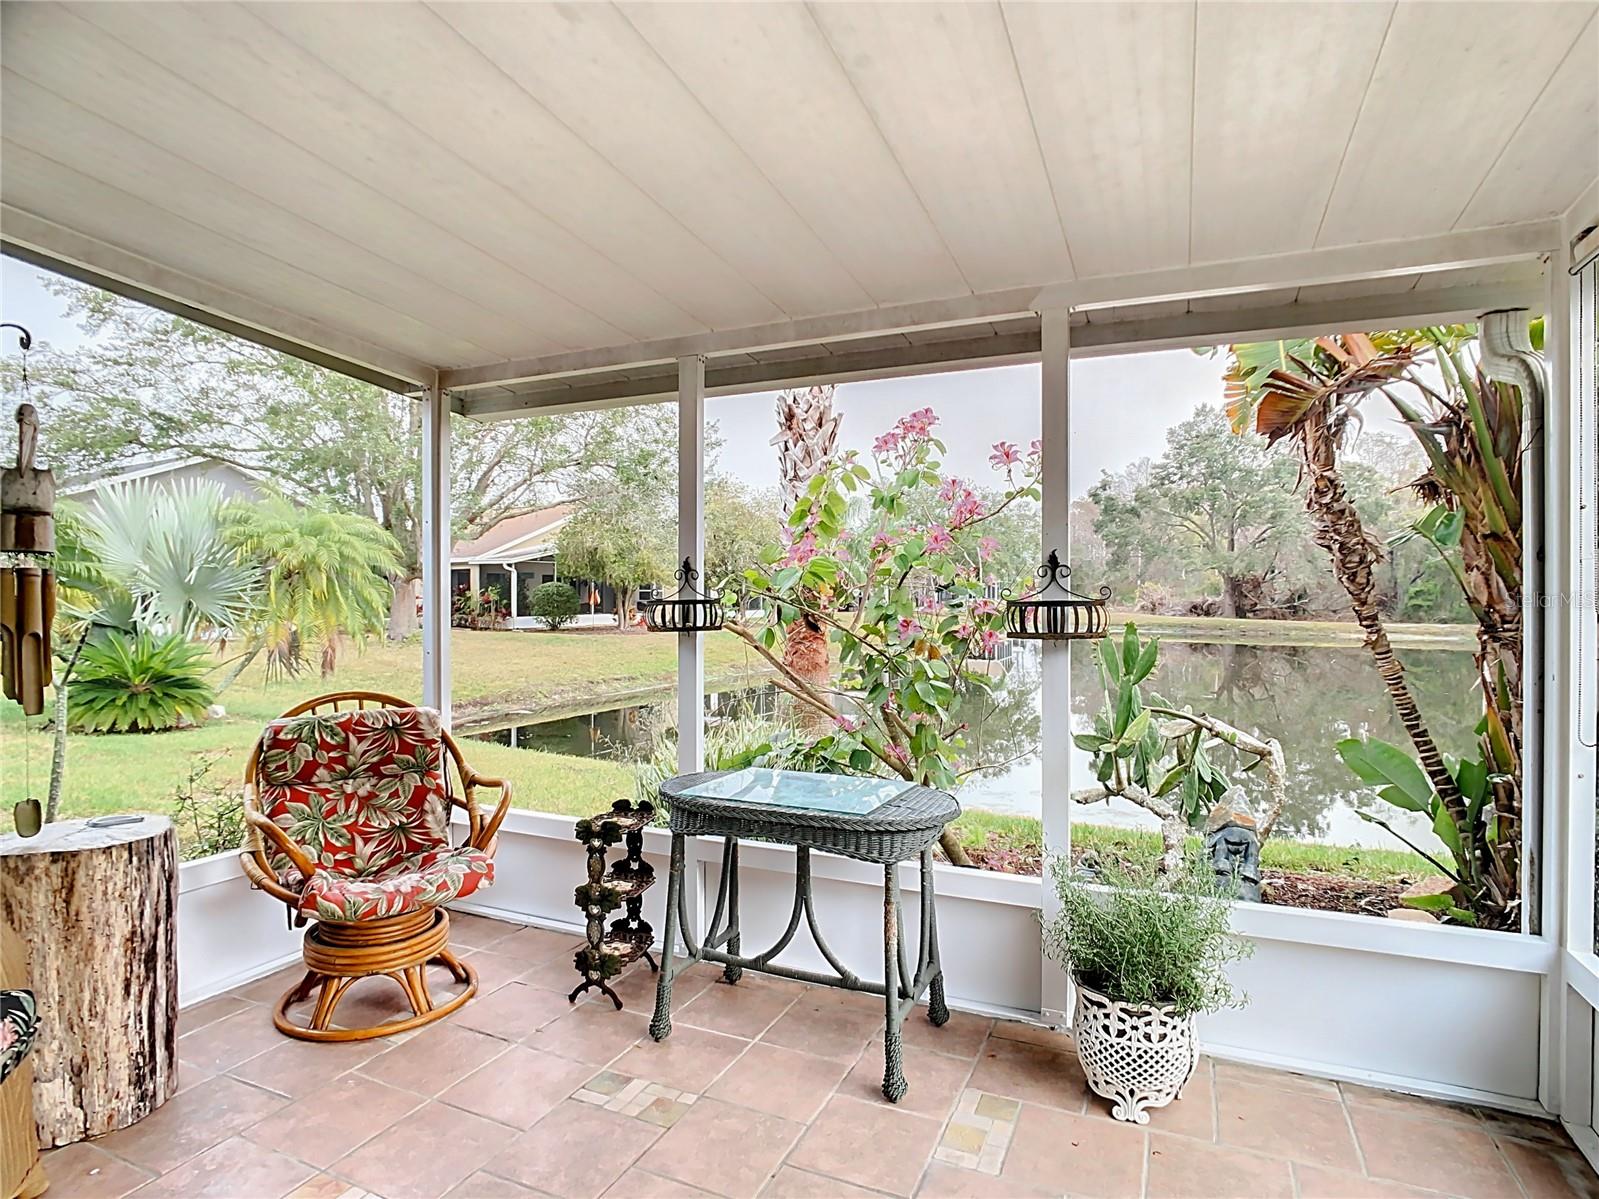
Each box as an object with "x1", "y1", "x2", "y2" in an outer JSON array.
[
  {"x1": 1004, "y1": 549, "x2": 1109, "y2": 641},
  {"x1": 643, "y1": 558, "x2": 724, "y2": 633},
  {"x1": 1, "y1": 325, "x2": 56, "y2": 716}
]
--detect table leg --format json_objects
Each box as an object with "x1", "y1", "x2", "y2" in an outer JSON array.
[
  {"x1": 923, "y1": 847, "x2": 949, "y2": 1027},
  {"x1": 722, "y1": 837, "x2": 742, "y2": 983},
  {"x1": 649, "y1": 832, "x2": 685, "y2": 1042},
  {"x1": 882, "y1": 862, "x2": 907, "y2": 1103}
]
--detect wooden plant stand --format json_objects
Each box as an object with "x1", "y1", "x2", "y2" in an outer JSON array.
[
  {"x1": 568, "y1": 800, "x2": 658, "y2": 1008},
  {"x1": 0, "y1": 815, "x2": 177, "y2": 1148}
]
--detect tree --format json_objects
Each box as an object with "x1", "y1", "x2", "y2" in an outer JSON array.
[
  {"x1": 555, "y1": 489, "x2": 675, "y2": 627},
  {"x1": 770, "y1": 387, "x2": 842, "y2": 710},
  {"x1": 703, "y1": 479, "x2": 783, "y2": 587},
  {"x1": 530, "y1": 581, "x2": 580, "y2": 630},
  {"x1": 1219, "y1": 328, "x2": 1526, "y2": 928},
  {"x1": 221, "y1": 498, "x2": 403, "y2": 679},
  {"x1": 1090, "y1": 406, "x2": 1305, "y2": 616},
  {"x1": 3, "y1": 279, "x2": 681, "y2": 639}
]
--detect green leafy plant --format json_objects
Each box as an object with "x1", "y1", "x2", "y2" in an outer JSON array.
[
  {"x1": 170, "y1": 750, "x2": 245, "y2": 860},
  {"x1": 1075, "y1": 623, "x2": 1286, "y2": 873},
  {"x1": 530, "y1": 581, "x2": 581, "y2": 630},
  {"x1": 1337, "y1": 734, "x2": 1500, "y2": 924},
  {"x1": 1044, "y1": 857, "x2": 1252, "y2": 1015},
  {"x1": 67, "y1": 630, "x2": 216, "y2": 733}
]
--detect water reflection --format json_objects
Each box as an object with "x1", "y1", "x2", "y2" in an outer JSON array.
[{"x1": 466, "y1": 639, "x2": 1480, "y2": 851}]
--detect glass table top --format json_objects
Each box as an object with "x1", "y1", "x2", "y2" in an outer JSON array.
[{"x1": 676, "y1": 768, "x2": 913, "y2": 816}]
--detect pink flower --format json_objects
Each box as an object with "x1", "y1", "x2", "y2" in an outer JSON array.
[
  {"x1": 885, "y1": 742, "x2": 910, "y2": 765},
  {"x1": 783, "y1": 530, "x2": 818, "y2": 566},
  {"x1": 834, "y1": 715, "x2": 862, "y2": 733},
  {"x1": 938, "y1": 477, "x2": 965, "y2": 503},
  {"x1": 950, "y1": 493, "x2": 986, "y2": 526},
  {"x1": 897, "y1": 617, "x2": 923, "y2": 640},
  {"x1": 978, "y1": 536, "x2": 999, "y2": 561},
  {"x1": 955, "y1": 621, "x2": 974, "y2": 640},
  {"x1": 897, "y1": 407, "x2": 939, "y2": 440},
  {"x1": 979, "y1": 628, "x2": 1002, "y2": 653},
  {"x1": 925, "y1": 525, "x2": 954, "y2": 554},
  {"x1": 873, "y1": 429, "x2": 901, "y2": 455},
  {"x1": 972, "y1": 598, "x2": 1000, "y2": 617},
  {"x1": 1029, "y1": 438, "x2": 1043, "y2": 459},
  {"x1": 990, "y1": 441, "x2": 1021, "y2": 468}
]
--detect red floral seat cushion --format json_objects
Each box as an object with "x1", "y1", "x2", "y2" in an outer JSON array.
[
  {"x1": 298, "y1": 845, "x2": 494, "y2": 921},
  {"x1": 255, "y1": 706, "x2": 453, "y2": 881}
]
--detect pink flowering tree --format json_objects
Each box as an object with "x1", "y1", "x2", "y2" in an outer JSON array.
[{"x1": 724, "y1": 408, "x2": 1041, "y2": 866}]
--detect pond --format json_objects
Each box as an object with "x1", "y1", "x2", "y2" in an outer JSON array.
[{"x1": 466, "y1": 639, "x2": 1482, "y2": 853}]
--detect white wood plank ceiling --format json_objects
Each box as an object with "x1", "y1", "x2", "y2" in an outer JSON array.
[{"x1": 1, "y1": 0, "x2": 1593, "y2": 393}]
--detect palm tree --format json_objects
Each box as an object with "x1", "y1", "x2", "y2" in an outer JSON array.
[
  {"x1": 1220, "y1": 328, "x2": 1524, "y2": 926},
  {"x1": 223, "y1": 498, "x2": 402, "y2": 680},
  {"x1": 771, "y1": 386, "x2": 841, "y2": 725}
]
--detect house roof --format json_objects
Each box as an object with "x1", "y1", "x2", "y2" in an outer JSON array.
[
  {"x1": 59, "y1": 453, "x2": 262, "y2": 495},
  {"x1": 450, "y1": 503, "x2": 573, "y2": 565}
]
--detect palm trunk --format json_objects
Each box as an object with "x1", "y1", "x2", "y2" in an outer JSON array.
[
  {"x1": 213, "y1": 641, "x2": 261, "y2": 696},
  {"x1": 1298, "y1": 407, "x2": 1463, "y2": 817}
]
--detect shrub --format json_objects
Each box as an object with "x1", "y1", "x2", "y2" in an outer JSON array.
[
  {"x1": 1043, "y1": 857, "x2": 1251, "y2": 1016},
  {"x1": 67, "y1": 630, "x2": 215, "y2": 733},
  {"x1": 531, "y1": 582, "x2": 581, "y2": 630}
]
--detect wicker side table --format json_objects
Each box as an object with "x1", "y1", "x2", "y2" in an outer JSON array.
[{"x1": 649, "y1": 770, "x2": 959, "y2": 1103}]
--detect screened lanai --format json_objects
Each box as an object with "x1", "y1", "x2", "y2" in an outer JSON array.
[{"x1": 2, "y1": 1, "x2": 1597, "y2": 1193}]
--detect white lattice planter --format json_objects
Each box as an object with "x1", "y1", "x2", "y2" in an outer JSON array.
[{"x1": 1072, "y1": 981, "x2": 1198, "y2": 1124}]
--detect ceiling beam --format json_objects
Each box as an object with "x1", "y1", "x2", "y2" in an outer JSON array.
[
  {"x1": 1, "y1": 206, "x2": 437, "y2": 393},
  {"x1": 460, "y1": 276, "x2": 1542, "y2": 421}
]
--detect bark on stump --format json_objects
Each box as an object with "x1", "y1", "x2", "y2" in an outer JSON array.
[{"x1": 0, "y1": 815, "x2": 178, "y2": 1148}]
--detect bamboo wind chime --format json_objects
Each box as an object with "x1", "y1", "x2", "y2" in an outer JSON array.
[{"x1": 1, "y1": 327, "x2": 56, "y2": 719}]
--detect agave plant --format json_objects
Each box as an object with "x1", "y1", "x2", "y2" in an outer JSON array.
[
  {"x1": 67, "y1": 630, "x2": 215, "y2": 733},
  {"x1": 1218, "y1": 327, "x2": 1525, "y2": 928}
]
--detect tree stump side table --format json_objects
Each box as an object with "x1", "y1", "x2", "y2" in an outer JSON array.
[{"x1": 0, "y1": 815, "x2": 178, "y2": 1148}]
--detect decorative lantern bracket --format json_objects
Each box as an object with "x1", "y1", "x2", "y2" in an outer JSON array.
[
  {"x1": 1003, "y1": 549, "x2": 1110, "y2": 641},
  {"x1": 643, "y1": 557, "x2": 726, "y2": 633}
]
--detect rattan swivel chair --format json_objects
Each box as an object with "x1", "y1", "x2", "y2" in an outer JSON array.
[{"x1": 240, "y1": 692, "x2": 510, "y2": 1041}]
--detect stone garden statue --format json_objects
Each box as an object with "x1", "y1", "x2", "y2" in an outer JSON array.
[{"x1": 1204, "y1": 794, "x2": 1262, "y2": 902}]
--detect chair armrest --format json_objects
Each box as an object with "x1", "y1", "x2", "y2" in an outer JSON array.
[
  {"x1": 241, "y1": 805, "x2": 318, "y2": 879},
  {"x1": 465, "y1": 773, "x2": 512, "y2": 851}
]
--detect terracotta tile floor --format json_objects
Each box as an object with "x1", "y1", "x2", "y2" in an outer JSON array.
[{"x1": 42, "y1": 913, "x2": 1596, "y2": 1199}]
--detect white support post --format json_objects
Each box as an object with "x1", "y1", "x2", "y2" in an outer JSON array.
[
  {"x1": 677, "y1": 355, "x2": 707, "y2": 775},
  {"x1": 420, "y1": 381, "x2": 452, "y2": 726},
  {"x1": 1040, "y1": 309, "x2": 1072, "y2": 1023}
]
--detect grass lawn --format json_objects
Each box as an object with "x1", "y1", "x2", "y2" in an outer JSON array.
[{"x1": 1, "y1": 628, "x2": 760, "y2": 849}]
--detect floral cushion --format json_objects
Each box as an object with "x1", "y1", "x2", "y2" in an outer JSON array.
[
  {"x1": 256, "y1": 706, "x2": 450, "y2": 879},
  {"x1": 297, "y1": 845, "x2": 494, "y2": 921},
  {"x1": 0, "y1": 989, "x2": 37, "y2": 1086}
]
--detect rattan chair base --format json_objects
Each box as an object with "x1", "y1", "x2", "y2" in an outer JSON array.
[{"x1": 271, "y1": 908, "x2": 479, "y2": 1043}]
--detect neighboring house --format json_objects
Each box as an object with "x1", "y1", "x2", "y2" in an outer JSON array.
[
  {"x1": 61, "y1": 453, "x2": 267, "y2": 513},
  {"x1": 449, "y1": 503, "x2": 627, "y2": 628}
]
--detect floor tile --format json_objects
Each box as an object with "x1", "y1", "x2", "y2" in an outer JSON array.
[
  {"x1": 590, "y1": 960, "x2": 713, "y2": 1012},
  {"x1": 838, "y1": 1041, "x2": 973, "y2": 1119},
  {"x1": 603, "y1": 1167, "x2": 716, "y2": 1197},
  {"x1": 527, "y1": 1005, "x2": 650, "y2": 1066},
  {"x1": 788, "y1": 1094, "x2": 943, "y2": 1197},
  {"x1": 334, "y1": 1101, "x2": 510, "y2": 1199},
  {"x1": 178, "y1": 994, "x2": 254, "y2": 1037},
  {"x1": 125, "y1": 1135, "x2": 315, "y2": 1198},
  {"x1": 438, "y1": 1044, "x2": 597, "y2": 1129},
  {"x1": 284, "y1": 1175, "x2": 380, "y2": 1199},
  {"x1": 233, "y1": 965, "x2": 311, "y2": 1006},
  {"x1": 915, "y1": 1161, "x2": 1056, "y2": 1198},
  {"x1": 442, "y1": 1172, "x2": 545, "y2": 1198},
  {"x1": 229, "y1": 1034, "x2": 389, "y2": 1099},
  {"x1": 360, "y1": 1023, "x2": 511, "y2": 1096},
  {"x1": 1293, "y1": 1163, "x2": 1455, "y2": 1198},
  {"x1": 1145, "y1": 1135, "x2": 1295, "y2": 1198},
  {"x1": 998, "y1": 1103, "x2": 1145, "y2": 1198},
  {"x1": 1475, "y1": 1107, "x2": 1573, "y2": 1148},
  {"x1": 763, "y1": 1165, "x2": 887, "y2": 1198},
  {"x1": 888, "y1": 1007, "x2": 994, "y2": 1061},
  {"x1": 452, "y1": 980, "x2": 575, "y2": 1041},
  {"x1": 492, "y1": 926, "x2": 584, "y2": 965},
  {"x1": 486, "y1": 1099, "x2": 662, "y2": 1199},
  {"x1": 705, "y1": 1042, "x2": 849, "y2": 1124},
  {"x1": 987, "y1": 1019, "x2": 1075, "y2": 1051},
  {"x1": 965, "y1": 1035, "x2": 1088, "y2": 1113},
  {"x1": 759, "y1": 996, "x2": 879, "y2": 1063},
  {"x1": 1341, "y1": 1081, "x2": 1482, "y2": 1127},
  {"x1": 36, "y1": 1142, "x2": 155, "y2": 1198},
  {"x1": 242, "y1": 1072, "x2": 425, "y2": 1168},
  {"x1": 176, "y1": 1006, "x2": 289, "y2": 1074},
  {"x1": 676, "y1": 977, "x2": 799, "y2": 1039},
  {"x1": 94, "y1": 1074, "x2": 290, "y2": 1174},
  {"x1": 611, "y1": 1024, "x2": 749, "y2": 1093},
  {"x1": 446, "y1": 912, "x2": 524, "y2": 950},
  {"x1": 1349, "y1": 1108, "x2": 1521, "y2": 1199},
  {"x1": 315, "y1": 977, "x2": 424, "y2": 1032},
  {"x1": 1210, "y1": 1059, "x2": 1338, "y2": 1097},
  {"x1": 1083, "y1": 1059, "x2": 1215, "y2": 1141},
  {"x1": 637, "y1": 1096, "x2": 804, "y2": 1199},
  {"x1": 1214, "y1": 1077, "x2": 1361, "y2": 1171},
  {"x1": 458, "y1": 951, "x2": 539, "y2": 997},
  {"x1": 1498, "y1": 1136, "x2": 1599, "y2": 1199}
]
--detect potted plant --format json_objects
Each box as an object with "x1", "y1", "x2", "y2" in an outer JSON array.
[{"x1": 1044, "y1": 858, "x2": 1252, "y2": 1124}]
